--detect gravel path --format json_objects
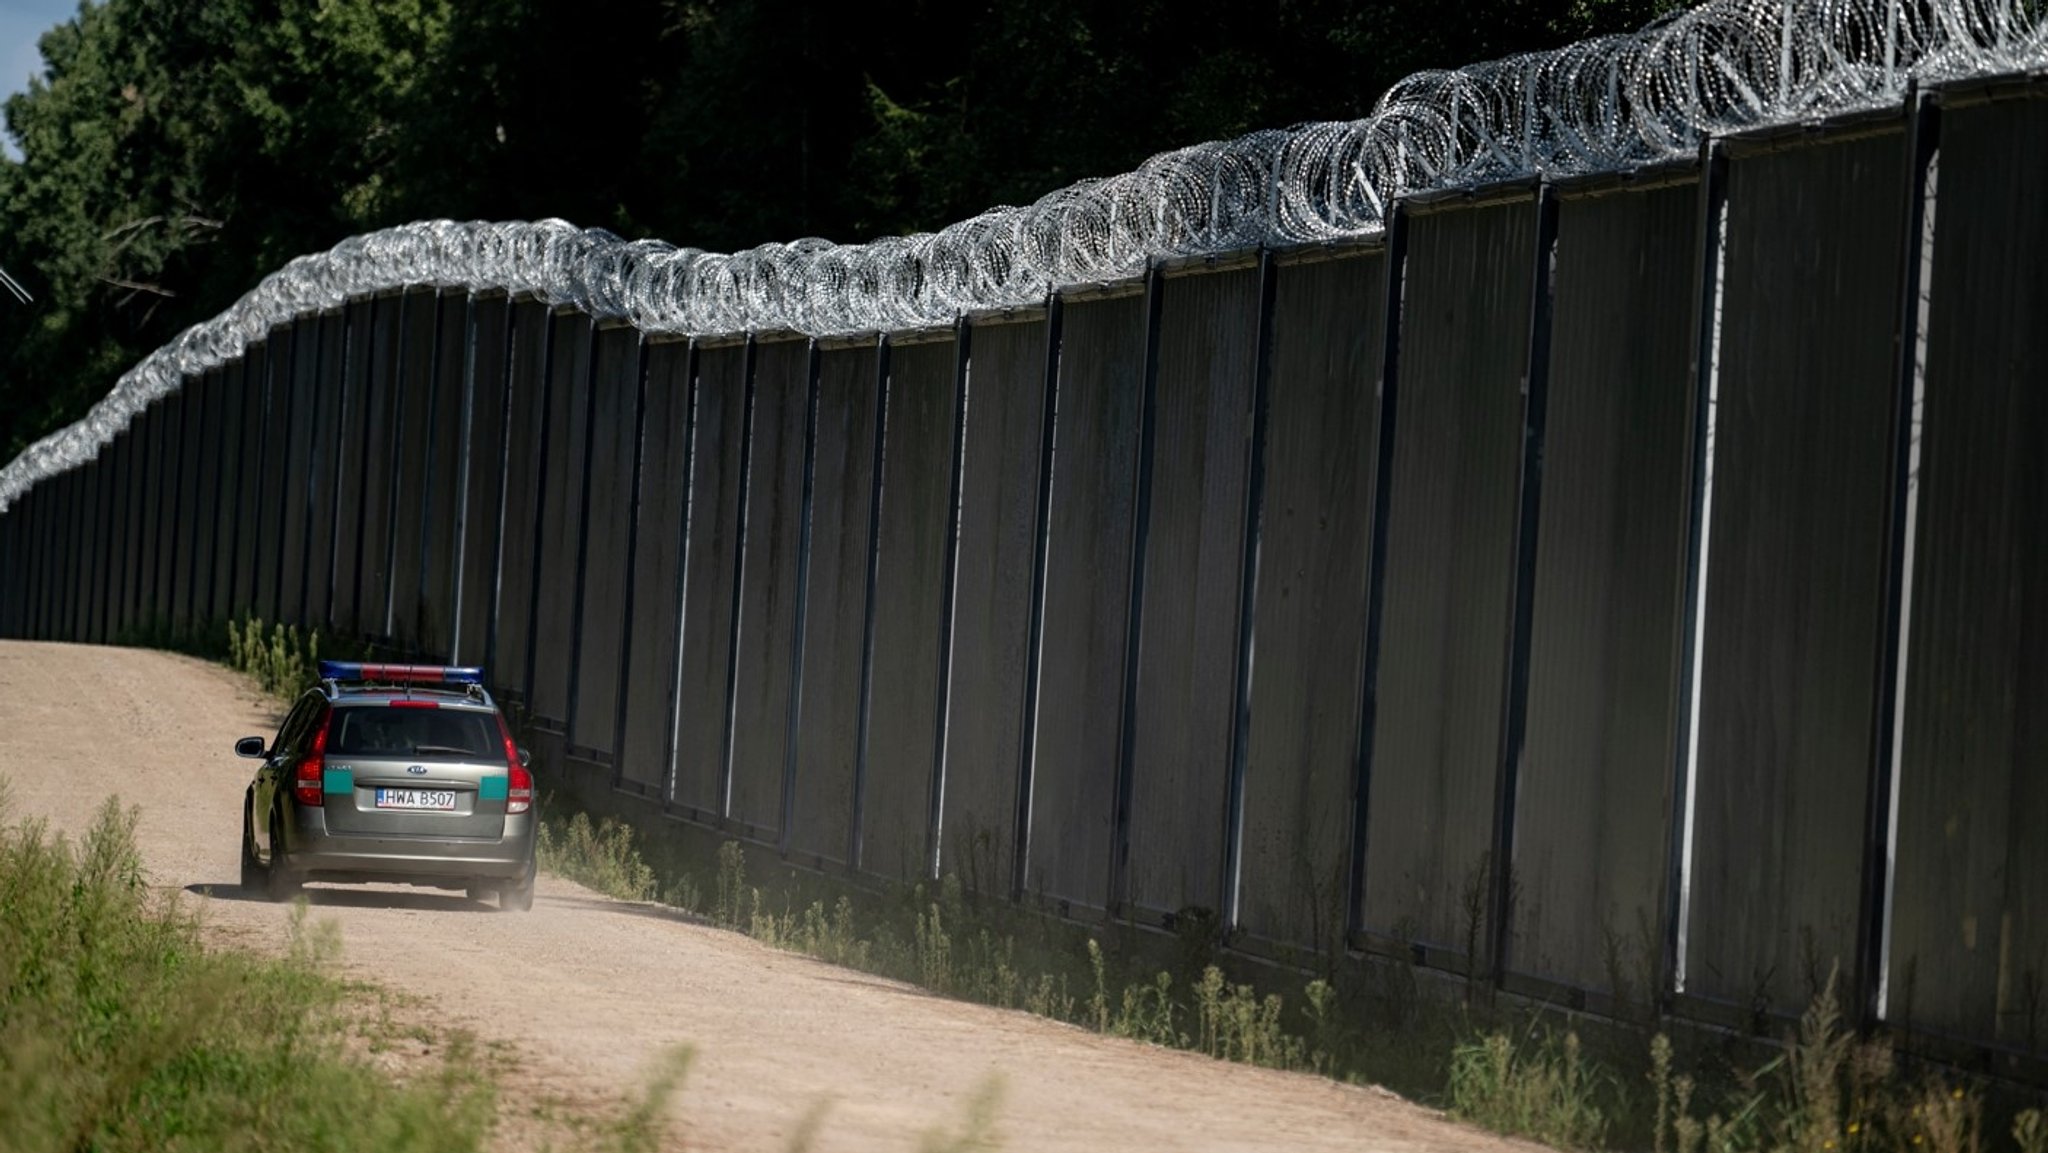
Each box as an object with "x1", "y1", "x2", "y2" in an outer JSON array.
[{"x1": 0, "y1": 639, "x2": 1536, "y2": 1153}]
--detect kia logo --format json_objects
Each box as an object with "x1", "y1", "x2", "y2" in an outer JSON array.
[{"x1": 406, "y1": 765, "x2": 428, "y2": 775}]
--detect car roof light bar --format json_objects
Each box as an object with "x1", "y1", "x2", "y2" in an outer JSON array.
[{"x1": 317, "y1": 661, "x2": 484, "y2": 686}]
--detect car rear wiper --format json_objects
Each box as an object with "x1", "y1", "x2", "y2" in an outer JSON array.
[{"x1": 410, "y1": 745, "x2": 478, "y2": 756}]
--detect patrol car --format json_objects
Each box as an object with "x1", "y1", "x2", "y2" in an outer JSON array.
[{"x1": 237, "y1": 661, "x2": 538, "y2": 910}]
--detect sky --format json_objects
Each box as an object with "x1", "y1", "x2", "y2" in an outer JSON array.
[{"x1": 1, "y1": 0, "x2": 76, "y2": 159}]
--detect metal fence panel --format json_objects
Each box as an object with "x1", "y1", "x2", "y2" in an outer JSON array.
[
  {"x1": 529, "y1": 312, "x2": 593, "y2": 727},
  {"x1": 168, "y1": 376, "x2": 205, "y2": 633},
  {"x1": 329, "y1": 300, "x2": 373, "y2": 633},
  {"x1": 859, "y1": 337, "x2": 959, "y2": 881},
  {"x1": 1511, "y1": 181, "x2": 1699, "y2": 994},
  {"x1": 277, "y1": 316, "x2": 320, "y2": 628},
  {"x1": 493, "y1": 298, "x2": 553, "y2": 700},
  {"x1": 673, "y1": 341, "x2": 749, "y2": 818},
  {"x1": 304, "y1": 312, "x2": 347, "y2": 628},
  {"x1": 727, "y1": 338, "x2": 810, "y2": 840},
  {"x1": 788, "y1": 344, "x2": 880, "y2": 866},
  {"x1": 387, "y1": 290, "x2": 440, "y2": 648},
  {"x1": 1027, "y1": 293, "x2": 1146, "y2": 910},
  {"x1": 455, "y1": 296, "x2": 512, "y2": 668},
  {"x1": 569, "y1": 326, "x2": 641, "y2": 753},
  {"x1": 186, "y1": 370, "x2": 224, "y2": 635},
  {"x1": 1363, "y1": 197, "x2": 1534, "y2": 955},
  {"x1": 20, "y1": 486, "x2": 42, "y2": 637},
  {"x1": 619, "y1": 340, "x2": 693, "y2": 795},
  {"x1": 354, "y1": 302, "x2": 403, "y2": 637},
  {"x1": 90, "y1": 457, "x2": 113, "y2": 640},
  {"x1": 253, "y1": 333, "x2": 295, "y2": 624},
  {"x1": 151, "y1": 392, "x2": 184, "y2": 627},
  {"x1": 416, "y1": 293, "x2": 469, "y2": 659},
  {"x1": 1686, "y1": 129, "x2": 1905, "y2": 1015},
  {"x1": 1888, "y1": 94, "x2": 2048, "y2": 1053},
  {"x1": 132, "y1": 405, "x2": 159, "y2": 632},
  {"x1": 1237, "y1": 251, "x2": 1384, "y2": 951},
  {"x1": 0, "y1": 499, "x2": 16, "y2": 637},
  {"x1": 1127, "y1": 265, "x2": 1260, "y2": 919},
  {"x1": 939, "y1": 317, "x2": 1047, "y2": 892}
]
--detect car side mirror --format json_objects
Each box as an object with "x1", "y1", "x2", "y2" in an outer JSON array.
[
  {"x1": 235, "y1": 736, "x2": 267, "y2": 759},
  {"x1": 518, "y1": 746, "x2": 531, "y2": 768}
]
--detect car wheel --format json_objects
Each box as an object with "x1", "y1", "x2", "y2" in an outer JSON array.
[
  {"x1": 500, "y1": 858, "x2": 535, "y2": 912},
  {"x1": 265, "y1": 809, "x2": 302, "y2": 903},
  {"x1": 240, "y1": 792, "x2": 264, "y2": 893}
]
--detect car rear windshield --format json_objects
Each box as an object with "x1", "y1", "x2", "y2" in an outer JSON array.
[{"x1": 329, "y1": 706, "x2": 500, "y2": 759}]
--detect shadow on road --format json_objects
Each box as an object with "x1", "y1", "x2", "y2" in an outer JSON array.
[{"x1": 182, "y1": 882, "x2": 495, "y2": 913}]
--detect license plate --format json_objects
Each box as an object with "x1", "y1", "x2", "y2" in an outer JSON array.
[{"x1": 373, "y1": 788, "x2": 458, "y2": 811}]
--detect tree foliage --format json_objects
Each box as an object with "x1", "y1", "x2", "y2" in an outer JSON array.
[{"x1": 0, "y1": 0, "x2": 1679, "y2": 458}]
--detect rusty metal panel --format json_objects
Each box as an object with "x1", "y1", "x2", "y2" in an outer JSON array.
[
  {"x1": 569, "y1": 326, "x2": 641, "y2": 753},
  {"x1": 1027, "y1": 294, "x2": 1146, "y2": 910},
  {"x1": 304, "y1": 313, "x2": 347, "y2": 630},
  {"x1": 1887, "y1": 94, "x2": 2048, "y2": 1053},
  {"x1": 277, "y1": 316, "x2": 321, "y2": 628},
  {"x1": 493, "y1": 299, "x2": 552, "y2": 700},
  {"x1": 353, "y1": 302, "x2": 402, "y2": 637},
  {"x1": 728, "y1": 338, "x2": 810, "y2": 839},
  {"x1": 938, "y1": 317, "x2": 1047, "y2": 892},
  {"x1": 1511, "y1": 181, "x2": 1699, "y2": 994},
  {"x1": 529, "y1": 313, "x2": 593, "y2": 726},
  {"x1": 328, "y1": 301, "x2": 374, "y2": 633},
  {"x1": 1236, "y1": 252, "x2": 1384, "y2": 951},
  {"x1": 415, "y1": 293, "x2": 469, "y2": 659},
  {"x1": 1686, "y1": 129, "x2": 1905, "y2": 1015},
  {"x1": 454, "y1": 296, "x2": 511, "y2": 668},
  {"x1": 619, "y1": 341, "x2": 694, "y2": 795},
  {"x1": 1126, "y1": 267, "x2": 1260, "y2": 919},
  {"x1": 859, "y1": 338, "x2": 959, "y2": 882},
  {"x1": 788, "y1": 344, "x2": 880, "y2": 865},
  {"x1": 387, "y1": 290, "x2": 440, "y2": 649},
  {"x1": 673, "y1": 342, "x2": 750, "y2": 818},
  {"x1": 1363, "y1": 197, "x2": 1534, "y2": 956}
]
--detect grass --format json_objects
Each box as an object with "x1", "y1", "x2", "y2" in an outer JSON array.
[
  {"x1": 532, "y1": 789, "x2": 2048, "y2": 1153},
  {"x1": 0, "y1": 775, "x2": 496, "y2": 1153}
]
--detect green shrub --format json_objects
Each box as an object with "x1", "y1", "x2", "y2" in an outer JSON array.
[{"x1": 0, "y1": 778, "x2": 495, "y2": 1153}]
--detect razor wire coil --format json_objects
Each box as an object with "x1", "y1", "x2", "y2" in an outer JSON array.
[{"x1": 2, "y1": 0, "x2": 2044, "y2": 510}]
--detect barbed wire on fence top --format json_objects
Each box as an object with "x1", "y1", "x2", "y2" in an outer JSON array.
[{"x1": 3, "y1": 0, "x2": 2044, "y2": 512}]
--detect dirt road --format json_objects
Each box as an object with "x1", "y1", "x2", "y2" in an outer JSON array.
[{"x1": 0, "y1": 640, "x2": 1532, "y2": 1153}]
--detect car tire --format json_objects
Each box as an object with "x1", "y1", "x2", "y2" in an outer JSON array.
[
  {"x1": 265, "y1": 809, "x2": 302, "y2": 903},
  {"x1": 500, "y1": 858, "x2": 535, "y2": 912},
  {"x1": 240, "y1": 792, "x2": 264, "y2": 894}
]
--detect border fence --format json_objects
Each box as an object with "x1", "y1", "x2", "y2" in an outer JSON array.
[{"x1": 3, "y1": 60, "x2": 2047, "y2": 1086}]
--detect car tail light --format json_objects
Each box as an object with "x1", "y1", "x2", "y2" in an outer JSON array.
[
  {"x1": 294, "y1": 712, "x2": 332, "y2": 807},
  {"x1": 496, "y1": 714, "x2": 532, "y2": 815}
]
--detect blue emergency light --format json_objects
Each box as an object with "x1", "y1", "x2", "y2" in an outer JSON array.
[{"x1": 317, "y1": 661, "x2": 484, "y2": 685}]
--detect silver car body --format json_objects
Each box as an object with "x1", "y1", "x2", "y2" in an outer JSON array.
[{"x1": 242, "y1": 678, "x2": 535, "y2": 904}]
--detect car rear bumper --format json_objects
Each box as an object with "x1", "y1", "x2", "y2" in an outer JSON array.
[{"x1": 282, "y1": 810, "x2": 534, "y2": 884}]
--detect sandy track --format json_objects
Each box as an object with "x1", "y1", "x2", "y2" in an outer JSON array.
[{"x1": 0, "y1": 640, "x2": 1532, "y2": 1153}]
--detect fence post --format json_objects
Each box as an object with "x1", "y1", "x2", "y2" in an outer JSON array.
[
  {"x1": 1011, "y1": 292, "x2": 1064, "y2": 899},
  {"x1": 926, "y1": 317, "x2": 974, "y2": 879},
  {"x1": 1109, "y1": 263, "x2": 1166, "y2": 912},
  {"x1": 1348, "y1": 202, "x2": 1411, "y2": 943},
  {"x1": 660, "y1": 337, "x2": 703, "y2": 805},
  {"x1": 610, "y1": 334, "x2": 653, "y2": 787},
  {"x1": 780, "y1": 339, "x2": 824, "y2": 854},
  {"x1": 716, "y1": 335, "x2": 760, "y2": 822},
  {"x1": 1860, "y1": 84, "x2": 1941, "y2": 1030},
  {"x1": 1488, "y1": 182, "x2": 1561, "y2": 985},
  {"x1": 566, "y1": 316, "x2": 604, "y2": 747},
  {"x1": 1666, "y1": 139, "x2": 1730, "y2": 1003},
  {"x1": 849, "y1": 332, "x2": 891, "y2": 870}
]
